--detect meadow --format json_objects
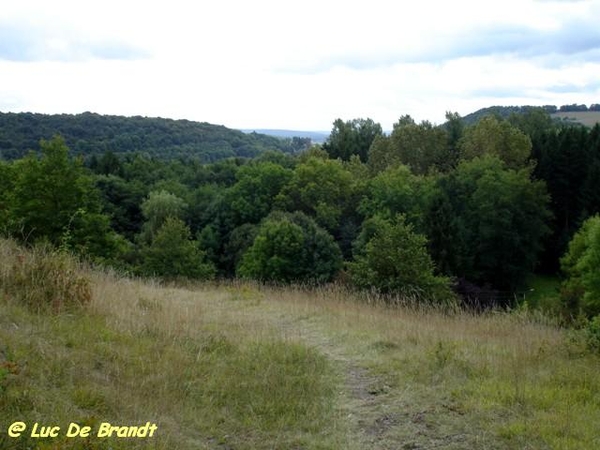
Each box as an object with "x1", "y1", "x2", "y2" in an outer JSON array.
[{"x1": 1, "y1": 239, "x2": 599, "y2": 449}]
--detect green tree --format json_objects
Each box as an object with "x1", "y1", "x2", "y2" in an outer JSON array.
[
  {"x1": 359, "y1": 164, "x2": 434, "y2": 230},
  {"x1": 276, "y1": 157, "x2": 356, "y2": 233},
  {"x1": 348, "y1": 215, "x2": 454, "y2": 302},
  {"x1": 426, "y1": 156, "x2": 551, "y2": 293},
  {"x1": 142, "y1": 217, "x2": 215, "y2": 279},
  {"x1": 225, "y1": 162, "x2": 292, "y2": 226},
  {"x1": 323, "y1": 118, "x2": 382, "y2": 162},
  {"x1": 389, "y1": 119, "x2": 450, "y2": 174},
  {"x1": 9, "y1": 136, "x2": 118, "y2": 258},
  {"x1": 237, "y1": 212, "x2": 342, "y2": 283},
  {"x1": 0, "y1": 161, "x2": 15, "y2": 234},
  {"x1": 140, "y1": 190, "x2": 187, "y2": 243},
  {"x1": 560, "y1": 215, "x2": 600, "y2": 318},
  {"x1": 459, "y1": 116, "x2": 532, "y2": 169}
]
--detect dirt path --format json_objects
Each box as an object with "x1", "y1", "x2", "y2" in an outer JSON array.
[{"x1": 279, "y1": 317, "x2": 475, "y2": 450}]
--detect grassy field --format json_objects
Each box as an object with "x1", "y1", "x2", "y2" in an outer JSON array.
[
  {"x1": 551, "y1": 111, "x2": 600, "y2": 127},
  {"x1": 1, "y1": 239, "x2": 600, "y2": 449}
]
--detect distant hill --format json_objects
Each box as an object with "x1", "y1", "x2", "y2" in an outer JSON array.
[
  {"x1": 0, "y1": 112, "x2": 295, "y2": 161},
  {"x1": 461, "y1": 105, "x2": 555, "y2": 125},
  {"x1": 241, "y1": 129, "x2": 329, "y2": 144},
  {"x1": 462, "y1": 104, "x2": 600, "y2": 127}
]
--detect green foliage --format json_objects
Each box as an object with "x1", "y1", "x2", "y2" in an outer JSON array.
[
  {"x1": 0, "y1": 111, "x2": 292, "y2": 161},
  {"x1": 238, "y1": 212, "x2": 342, "y2": 283},
  {"x1": 532, "y1": 124, "x2": 599, "y2": 271},
  {"x1": 560, "y1": 215, "x2": 600, "y2": 317},
  {"x1": 323, "y1": 118, "x2": 382, "y2": 162},
  {"x1": 368, "y1": 117, "x2": 452, "y2": 174},
  {"x1": 94, "y1": 175, "x2": 146, "y2": 239},
  {"x1": 225, "y1": 162, "x2": 292, "y2": 225},
  {"x1": 348, "y1": 215, "x2": 454, "y2": 302},
  {"x1": 0, "y1": 161, "x2": 15, "y2": 234},
  {"x1": 426, "y1": 156, "x2": 551, "y2": 293},
  {"x1": 459, "y1": 116, "x2": 532, "y2": 169},
  {"x1": 8, "y1": 136, "x2": 119, "y2": 259},
  {"x1": 1, "y1": 239, "x2": 91, "y2": 313},
  {"x1": 142, "y1": 217, "x2": 215, "y2": 280},
  {"x1": 139, "y1": 190, "x2": 187, "y2": 243},
  {"x1": 582, "y1": 315, "x2": 600, "y2": 353},
  {"x1": 276, "y1": 157, "x2": 357, "y2": 233},
  {"x1": 222, "y1": 223, "x2": 259, "y2": 273},
  {"x1": 359, "y1": 164, "x2": 434, "y2": 230}
]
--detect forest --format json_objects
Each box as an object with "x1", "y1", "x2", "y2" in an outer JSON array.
[
  {"x1": 0, "y1": 111, "x2": 310, "y2": 161},
  {"x1": 1, "y1": 107, "x2": 599, "y2": 321}
]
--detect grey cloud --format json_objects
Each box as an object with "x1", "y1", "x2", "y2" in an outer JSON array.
[
  {"x1": 278, "y1": 13, "x2": 600, "y2": 74},
  {"x1": 0, "y1": 21, "x2": 148, "y2": 62}
]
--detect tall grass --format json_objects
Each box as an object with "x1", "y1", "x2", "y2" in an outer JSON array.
[
  {"x1": 1, "y1": 238, "x2": 599, "y2": 449},
  {"x1": 0, "y1": 239, "x2": 91, "y2": 313}
]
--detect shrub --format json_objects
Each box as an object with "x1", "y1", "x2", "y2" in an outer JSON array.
[
  {"x1": 142, "y1": 217, "x2": 215, "y2": 280},
  {"x1": 237, "y1": 211, "x2": 342, "y2": 283},
  {"x1": 584, "y1": 315, "x2": 600, "y2": 353},
  {"x1": 348, "y1": 215, "x2": 455, "y2": 303},
  {"x1": 560, "y1": 215, "x2": 600, "y2": 318}
]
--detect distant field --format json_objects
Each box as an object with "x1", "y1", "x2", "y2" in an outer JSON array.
[{"x1": 551, "y1": 111, "x2": 600, "y2": 127}]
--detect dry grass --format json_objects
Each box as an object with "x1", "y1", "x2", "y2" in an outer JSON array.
[
  {"x1": 1, "y1": 239, "x2": 599, "y2": 449},
  {"x1": 551, "y1": 111, "x2": 600, "y2": 127}
]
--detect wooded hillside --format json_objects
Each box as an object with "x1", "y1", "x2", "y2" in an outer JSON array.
[{"x1": 0, "y1": 112, "x2": 305, "y2": 161}]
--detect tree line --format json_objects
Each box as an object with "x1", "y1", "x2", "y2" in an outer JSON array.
[{"x1": 1, "y1": 108, "x2": 599, "y2": 318}]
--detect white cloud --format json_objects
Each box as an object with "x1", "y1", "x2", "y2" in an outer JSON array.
[{"x1": 1, "y1": 0, "x2": 599, "y2": 130}]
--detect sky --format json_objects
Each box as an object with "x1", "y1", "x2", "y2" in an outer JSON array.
[{"x1": 1, "y1": 0, "x2": 599, "y2": 131}]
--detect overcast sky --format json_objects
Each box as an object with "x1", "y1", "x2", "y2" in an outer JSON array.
[{"x1": 1, "y1": 0, "x2": 599, "y2": 131}]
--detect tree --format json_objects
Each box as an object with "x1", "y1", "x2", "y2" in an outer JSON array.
[
  {"x1": 139, "y1": 190, "x2": 187, "y2": 243},
  {"x1": 348, "y1": 215, "x2": 454, "y2": 303},
  {"x1": 323, "y1": 118, "x2": 382, "y2": 162},
  {"x1": 9, "y1": 135, "x2": 118, "y2": 258},
  {"x1": 0, "y1": 161, "x2": 15, "y2": 234},
  {"x1": 276, "y1": 157, "x2": 356, "y2": 233},
  {"x1": 359, "y1": 164, "x2": 434, "y2": 231},
  {"x1": 560, "y1": 215, "x2": 600, "y2": 318},
  {"x1": 142, "y1": 217, "x2": 215, "y2": 279},
  {"x1": 389, "y1": 119, "x2": 450, "y2": 174},
  {"x1": 225, "y1": 162, "x2": 292, "y2": 226},
  {"x1": 426, "y1": 156, "x2": 551, "y2": 294},
  {"x1": 237, "y1": 212, "x2": 342, "y2": 283},
  {"x1": 459, "y1": 116, "x2": 532, "y2": 169}
]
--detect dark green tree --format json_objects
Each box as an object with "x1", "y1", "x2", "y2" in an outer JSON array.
[
  {"x1": 9, "y1": 136, "x2": 118, "y2": 258},
  {"x1": 142, "y1": 217, "x2": 215, "y2": 280},
  {"x1": 348, "y1": 214, "x2": 454, "y2": 302},
  {"x1": 323, "y1": 118, "x2": 382, "y2": 162},
  {"x1": 426, "y1": 156, "x2": 551, "y2": 293},
  {"x1": 237, "y1": 212, "x2": 342, "y2": 283},
  {"x1": 225, "y1": 162, "x2": 293, "y2": 226},
  {"x1": 276, "y1": 157, "x2": 356, "y2": 233}
]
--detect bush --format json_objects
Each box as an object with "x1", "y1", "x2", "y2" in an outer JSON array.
[
  {"x1": 348, "y1": 215, "x2": 455, "y2": 303},
  {"x1": 142, "y1": 217, "x2": 215, "y2": 280},
  {"x1": 1, "y1": 239, "x2": 91, "y2": 313},
  {"x1": 584, "y1": 315, "x2": 600, "y2": 353},
  {"x1": 560, "y1": 215, "x2": 600, "y2": 318},
  {"x1": 237, "y1": 211, "x2": 342, "y2": 283}
]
